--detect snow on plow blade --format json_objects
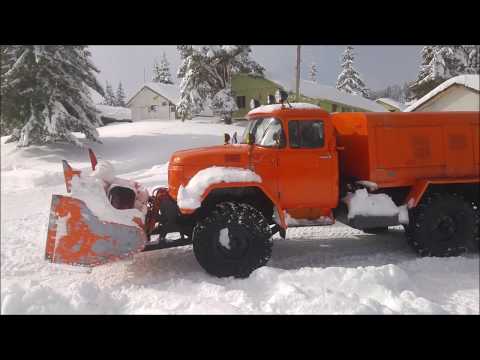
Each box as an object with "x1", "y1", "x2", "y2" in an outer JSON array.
[{"x1": 45, "y1": 195, "x2": 147, "y2": 267}]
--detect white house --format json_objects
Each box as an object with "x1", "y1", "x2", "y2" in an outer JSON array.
[
  {"x1": 127, "y1": 82, "x2": 180, "y2": 121},
  {"x1": 404, "y1": 74, "x2": 479, "y2": 112}
]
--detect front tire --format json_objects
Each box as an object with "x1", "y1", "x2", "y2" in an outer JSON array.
[
  {"x1": 192, "y1": 202, "x2": 273, "y2": 278},
  {"x1": 405, "y1": 192, "x2": 479, "y2": 256}
]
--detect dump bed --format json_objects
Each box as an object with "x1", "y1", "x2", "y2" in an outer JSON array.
[{"x1": 331, "y1": 111, "x2": 480, "y2": 188}]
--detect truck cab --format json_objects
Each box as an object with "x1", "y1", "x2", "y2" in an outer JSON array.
[{"x1": 244, "y1": 103, "x2": 339, "y2": 225}]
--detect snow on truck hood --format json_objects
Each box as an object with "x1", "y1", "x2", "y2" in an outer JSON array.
[
  {"x1": 177, "y1": 166, "x2": 262, "y2": 210},
  {"x1": 170, "y1": 144, "x2": 250, "y2": 166}
]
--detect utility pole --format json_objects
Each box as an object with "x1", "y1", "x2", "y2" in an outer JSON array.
[{"x1": 295, "y1": 45, "x2": 301, "y2": 101}]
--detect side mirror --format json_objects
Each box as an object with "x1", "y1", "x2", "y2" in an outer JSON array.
[
  {"x1": 272, "y1": 132, "x2": 285, "y2": 148},
  {"x1": 224, "y1": 133, "x2": 231, "y2": 145},
  {"x1": 272, "y1": 132, "x2": 280, "y2": 145},
  {"x1": 247, "y1": 133, "x2": 254, "y2": 145}
]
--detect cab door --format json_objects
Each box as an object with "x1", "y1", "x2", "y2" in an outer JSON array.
[
  {"x1": 277, "y1": 119, "x2": 338, "y2": 212},
  {"x1": 250, "y1": 118, "x2": 283, "y2": 199}
]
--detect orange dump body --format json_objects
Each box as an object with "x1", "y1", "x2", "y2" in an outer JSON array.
[{"x1": 331, "y1": 111, "x2": 480, "y2": 189}]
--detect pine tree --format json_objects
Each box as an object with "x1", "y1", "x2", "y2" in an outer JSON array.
[
  {"x1": 103, "y1": 81, "x2": 116, "y2": 106},
  {"x1": 1, "y1": 45, "x2": 104, "y2": 147},
  {"x1": 152, "y1": 52, "x2": 173, "y2": 84},
  {"x1": 176, "y1": 45, "x2": 265, "y2": 124},
  {"x1": 410, "y1": 45, "x2": 480, "y2": 99},
  {"x1": 309, "y1": 63, "x2": 318, "y2": 82},
  {"x1": 115, "y1": 82, "x2": 126, "y2": 107},
  {"x1": 336, "y1": 46, "x2": 369, "y2": 98}
]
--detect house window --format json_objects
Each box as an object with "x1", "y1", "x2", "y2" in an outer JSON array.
[
  {"x1": 162, "y1": 101, "x2": 168, "y2": 106},
  {"x1": 236, "y1": 96, "x2": 246, "y2": 109},
  {"x1": 331, "y1": 104, "x2": 337, "y2": 112},
  {"x1": 149, "y1": 105, "x2": 158, "y2": 112}
]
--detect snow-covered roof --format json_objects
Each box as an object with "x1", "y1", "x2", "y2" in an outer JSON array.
[
  {"x1": 127, "y1": 82, "x2": 180, "y2": 106},
  {"x1": 248, "y1": 103, "x2": 322, "y2": 115},
  {"x1": 375, "y1": 97, "x2": 405, "y2": 110},
  {"x1": 95, "y1": 104, "x2": 132, "y2": 120},
  {"x1": 294, "y1": 80, "x2": 385, "y2": 112},
  {"x1": 404, "y1": 74, "x2": 479, "y2": 112}
]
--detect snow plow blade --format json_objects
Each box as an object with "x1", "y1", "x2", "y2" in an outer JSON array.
[{"x1": 45, "y1": 195, "x2": 147, "y2": 267}]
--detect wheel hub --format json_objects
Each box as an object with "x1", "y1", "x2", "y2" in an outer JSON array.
[
  {"x1": 435, "y1": 215, "x2": 457, "y2": 240},
  {"x1": 216, "y1": 226, "x2": 250, "y2": 260}
]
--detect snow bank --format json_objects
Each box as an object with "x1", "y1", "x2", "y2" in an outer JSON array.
[
  {"x1": 343, "y1": 189, "x2": 408, "y2": 224},
  {"x1": 3, "y1": 256, "x2": 478, "y2": 314},
  {"x1": 177, "y1": 166, "x2": 262, "y2": 210},
  {"x1": 96, "y1": 104, "x2": 131, "y2": 121}
]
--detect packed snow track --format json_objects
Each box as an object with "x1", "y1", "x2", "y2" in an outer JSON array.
[{"x1": 1, "y1": 119, "x2": 478, "y2": 314}]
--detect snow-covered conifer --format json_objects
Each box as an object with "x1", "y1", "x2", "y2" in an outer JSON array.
[
  {"x1": 1, "y1": 45, "x2": 104, "y2": 147},
  {"x1": 115, "y1": 82, "x2": 126, "y2": 107},
  {"x1": 410, "y1": 45, "x2": 480, "y2": 98},
  {"x1": 336, "y1": 46, "x2": 369, "y2": 98},
  {"x1": 152, "y1": 52, "x2": 173, "y2": 84},
  {"x1": 103, "y1": 82, "x2": 116, "y2": 106},
  {"x1": 176, "y1": 45, "x2": 264, "y2": 124},
  {"x1": 309, "y1": 63, "x2": 318, "y2": 82}
]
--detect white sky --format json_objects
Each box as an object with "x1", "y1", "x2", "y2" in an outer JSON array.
[{"x1": 89, "y1": 45, "x2": 423, "y2": 103}]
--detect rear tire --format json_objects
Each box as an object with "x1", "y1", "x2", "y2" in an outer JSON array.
[
  {"x1": 192, "y1": 202, "x2": 273, "y2": 278},
  {"x1": 404, "y1": 192, "x2": 479, "y2": 256}
]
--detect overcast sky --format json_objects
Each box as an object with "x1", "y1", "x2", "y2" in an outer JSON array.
[{"x1": 89, "y1": 45, "x2": 423, "y2": 103}]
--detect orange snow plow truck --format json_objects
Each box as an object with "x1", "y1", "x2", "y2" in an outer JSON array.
[{"x1": 45, "y1": 92, "x2": 479, "y2": 278}]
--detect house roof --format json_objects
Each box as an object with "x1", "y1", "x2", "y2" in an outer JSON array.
[
  {"x1": 375, "y1": 97, "x2": 405, "y2": 110},
  {"x1": 404, "y1": 74, "x2": 480, "y2": 112},
  {"x1": 127, "y1": 82, "x2": 180, "y2": 106},
  {"x1": 290, "y1": 80, "x2": 385, "y2": 112}
]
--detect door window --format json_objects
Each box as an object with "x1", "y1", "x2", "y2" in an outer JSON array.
[{"x1": 288, "y1": 120, "x2": 325, "y2": 148}]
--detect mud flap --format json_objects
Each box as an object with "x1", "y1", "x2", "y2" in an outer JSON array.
[{"x1": 45, "y1": 195, "x2": 147, "y2": 267}]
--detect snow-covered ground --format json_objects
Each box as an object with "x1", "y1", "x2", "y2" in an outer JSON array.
[{"x1": 1, "y1": 118, "x2": 478, "y2": 314}]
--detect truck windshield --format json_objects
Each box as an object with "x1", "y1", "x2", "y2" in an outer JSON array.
[{"x1": 241, "y1": 117, "x2": 284, "y2": 147}]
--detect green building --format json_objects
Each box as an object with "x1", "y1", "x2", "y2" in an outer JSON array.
[
  {"x1": 231, "y1": 73, "x2": 284, "y2": 119},
  {"x1": 230, "y1": 76, "x2": 384, "y2": 119}
]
